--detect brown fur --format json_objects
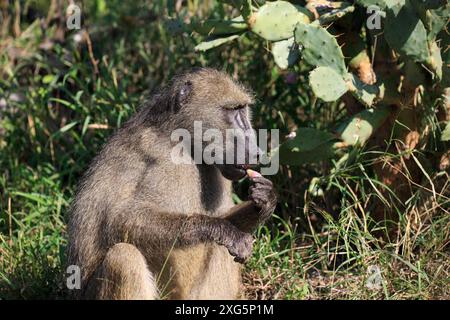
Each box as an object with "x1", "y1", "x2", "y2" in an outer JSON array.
[{"x1": 67, "y1": 68, "x2": 276, "y2": 300}]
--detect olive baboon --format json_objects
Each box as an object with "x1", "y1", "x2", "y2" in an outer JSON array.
[{"x1": 67, "y1": 68, "x2": 277, "y2": 299}]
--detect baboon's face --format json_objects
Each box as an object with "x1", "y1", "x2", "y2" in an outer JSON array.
[
  {"x1": 174, "y1": 70, "x2": 257, "y2": 181},
  {"x1": 215, "y1": 105, "x2": 258, "y2": 181}
]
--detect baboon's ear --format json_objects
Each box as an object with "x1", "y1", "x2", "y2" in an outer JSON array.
[{"x1": 177, "y1": 81, "x2": 193, "y2": 107}]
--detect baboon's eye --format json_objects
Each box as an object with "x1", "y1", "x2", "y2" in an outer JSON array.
[
  {"x1": 178, "y1": 81, "x2": 193, "y2": 105},
  {"x1": 234, "y1": 104, "x2": 246, "y2": 110},
  {"x1": 223, "y1": 104, "x2": 246, "y2": 111}
]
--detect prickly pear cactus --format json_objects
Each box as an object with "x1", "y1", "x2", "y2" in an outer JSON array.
[
  {"x1": 426, "y1": 3, "x2": 450, "y2": 40},
  {"x1": 294, "y1": 22, "x2": 347, "y2": 75},
  {"x1": 272, "y1": 38, "x2": 300, "y2": 69},
  {"x1": 174, "y1": 0, "x2": 450, "y2": 180},
  {"x1": 345, "y1": 73, "x2": 380, "y2": 107},
  {"x1": 384, "y1": 0, "x2": 430, "y2": 64},
  {"x1": 249, "y1": 1, "x2": 312, "y2": 41},
  {"x1": 337, "y1": 107, "x2": 391, "y2": 146},
  {"x1": 272, "y1": 128, "x2": 337, "y2": 165},
  {"x1": 318, "y1": 2, "x2": 355, "y2": 24},
  {"x1": 309, "y1": 67, "x2": 348, "y2": 102}
]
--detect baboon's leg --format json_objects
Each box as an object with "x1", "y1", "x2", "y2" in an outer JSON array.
[{"x1": 89, "y1": 243, "x2": 158, "y2": 300}]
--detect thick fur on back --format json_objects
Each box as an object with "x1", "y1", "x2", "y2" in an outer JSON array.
[{"x1": 67, "y1": 68, "x2": 254, "y2": 299}]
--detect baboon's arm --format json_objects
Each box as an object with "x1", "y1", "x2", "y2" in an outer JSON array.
[
  {"x1": 107, "y1": 210, "x2": 253, "y2": 262},
  {"x1": 223, "y1": 201, "x2": 263, "y2": 233},
  {"x1": 224, "y1": 175, "x2": 277, "y2": 233}
]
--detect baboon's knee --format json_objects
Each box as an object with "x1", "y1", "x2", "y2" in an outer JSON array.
[{"x1": 95, "y1": 243, "x2": 158, "y2": 300}]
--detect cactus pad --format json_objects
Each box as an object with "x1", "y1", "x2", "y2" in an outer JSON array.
[
  {"x1": 309, "y1": 67, "x2": 348, "y2": 102},
  {"x1": 249, "y1": 1, "x2": 311, "y2": 41},
  {"x1": 427, "y1": 4, "x2": 450, "y2": 40},
  {"x1": 272, "y1": 37, "x2": 300, "y2": 69},
  {"x1": 295, "y1": 22, "x2": 347, "y2": 75},
  {"x1": 337, "y1": 106, "x2": 391, "y2": 146},
  {"x1": 345, "y1": 73, "x2": 380, "y2": 107},
  {"x1": 319, "y1": 3, "x2": 355, "y2": 25},
  {"x1": 272, "y1": 128, "x2": 337, "y2": 165},
  {"x1": 384, "y1": 0, "x2": 430, "y2": 63}
]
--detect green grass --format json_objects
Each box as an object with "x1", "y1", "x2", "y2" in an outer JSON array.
[{"x1": 1, "y1": 0, "x2": 449, "y2": 299}]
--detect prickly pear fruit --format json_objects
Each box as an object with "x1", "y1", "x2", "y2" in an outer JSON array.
[{"x1": 247, "y1": 169, "x2": 262, "y2": 178}]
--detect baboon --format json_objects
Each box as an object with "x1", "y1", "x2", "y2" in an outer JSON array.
[{"x1": 67, "y1": 68, "x2": 277, "y2": 299}]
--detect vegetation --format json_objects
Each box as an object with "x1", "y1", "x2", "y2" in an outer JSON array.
[{"x1": 0, "y1": 0, "x2": 448, "y2": 299}]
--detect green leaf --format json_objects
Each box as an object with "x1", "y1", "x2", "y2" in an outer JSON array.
[
  {"x1": 441, "y1": 121, "x2": 450, "y2": 141},
  {"x1": 195, "y1": 34, "x2": 240, "y2": 52},
  {"x1": 60, "y1": 121, "x2": 78, "y2": 133},
  {"x1": 12, "y1": 191, "x2": 48, "y2": 205},
  {"x1": 42, "y1": 74, "x2": 56, "y2": 84},
  {"x1": 82, "y1": 116, "x2": 91, "y2": 136}
]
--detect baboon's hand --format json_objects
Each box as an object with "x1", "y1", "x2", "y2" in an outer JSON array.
[
  {"x1": 226, "y1": 231, "x2": 254, "y2": 264},
  {"x1": 248, "y1": 175, "x2": 277, "y2": 223},
  {"x1": 214, "y1": 219, "x2": 253, "y2": 263}
]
